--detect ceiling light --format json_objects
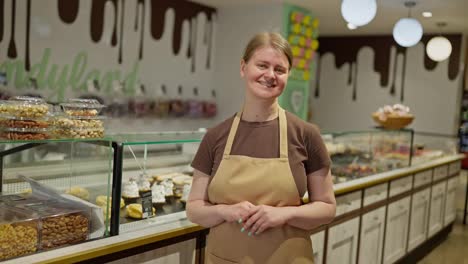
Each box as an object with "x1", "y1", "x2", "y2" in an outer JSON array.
[
  {"x1": 347, "y1": 23, "x2": 357, "y2": 30},
  {"x1": 426, "y1": 37, "x2": 452, "y2": 61},
  {"x1": 341, "y1": 0, "x2": 377, "y2": 27},
  {"x1": 422, "y1": 12, "x2": 432, "y2": 18},
  {"x1": 393, "y1": 1, "x2": 423, "y2": 47},
  {"x1": 426, "y1": 22, "x2": 452, "y2": 61}
]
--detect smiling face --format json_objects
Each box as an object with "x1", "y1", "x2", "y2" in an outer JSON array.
[{"x1": 240, "y1": 45, "x2": 290, "y2": 101}]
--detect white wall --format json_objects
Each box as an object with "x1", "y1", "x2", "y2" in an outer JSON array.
[
  {"x1": 311, "y1": 40, "x2": 465, "y2": 135},
  {"x1": 0, "y1": 0, "x2": 219, "y2": 132},
  {"x1": 213, "y1": 4, "x2": 283, "y2": 122}
]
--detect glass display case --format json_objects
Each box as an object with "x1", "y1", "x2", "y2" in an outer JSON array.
[
  {"x1": 109, "y1": 131, "x2": 204, "y2": 235},
  {"x1": 0, "y1": 138, "x2": 113, "y2": 261},
  {"x1": 322, "y1": 129, "x2": 414, "y2": 184},
  {"x1": 411, "y1": 132, "x2": 458, "y2": 165}
]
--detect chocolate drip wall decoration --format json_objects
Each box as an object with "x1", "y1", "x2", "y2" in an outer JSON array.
[
  {"x1": 25, "y1": 0, "x2": 31, "y2": 70},
  {"x1": 134, "y1": 0, "x2": 145, "y2": 59},
  {"x1": 58, "y1": 0, "x2": 79, "y2": 24},
  {"x1": 149, "y1": 0, "x2": 215, "y2": 72},
  {"x1": 54, "y1": 0, "x2": 216, "y2": 70},
  {"x1": 7, "y1": 0, "x2": 17, "y2": 58},
  {"x1": 317, "y1": 35, "x2": 462, "y2": 102},
  {"x1": 90, "y1": 0, "x2": 118, "y2": 46},
  {"x1": 0, "y1": 0, "x2": 4, "y2": 42},
  {"x1": 118, "y1": 0, "x2": 125, "y2": 64}
]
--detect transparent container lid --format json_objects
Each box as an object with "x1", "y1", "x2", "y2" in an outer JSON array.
[{"x1": 60, "y1": 99, "x2": 105, "y2": 113}]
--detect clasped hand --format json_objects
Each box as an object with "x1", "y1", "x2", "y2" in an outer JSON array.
[{"x1": 220, "y1": 201, "x2": 292, "y2": 236}]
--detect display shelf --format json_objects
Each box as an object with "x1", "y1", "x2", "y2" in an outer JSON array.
[{"x1": 109, "y1": 131, "x2": 205, "y2": 145}]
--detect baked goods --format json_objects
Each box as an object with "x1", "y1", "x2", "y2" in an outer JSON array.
[
  {"x1": 160, "y1": 179, "x2": 175, "y2": 203},
  {"x1": 0, "y1": 222, "x2": 38, "y2": 260},
  {"x1": 65, "y1": 186, "x2": 90, "y2": 201},
  {"x1": 0, "y1": 130, "x2": 49, "y2": 140},
  {"x1": 173, "y1": 175, "x2": 192, "y2": 198},
  {"x1": 151, "y1": 184, "x2": 166, "y2": 209},
  {"x1": 60, "y1": 99, "x2": 104, "y2": 117},
  {"x1": 0, "y1": 118, "x2": 49, "y2": 129},
  {"x1": 0, "y1": 206, "x2": 39, "y2": 260},
  {"x1": 55, "y1": 99, "x2": 106, "y2": 139},
  {"x1": 95, "y1": 195, "x2": 125, "y2": 209},
  {"x1": 0, "y1": 96, "x2": 49, "y2": 119},
  {"x1": 40, "y1": 213, "x2": 89, "y2": 249},
  {"x1": 125, "y1": 204, "x2": 155, "y2": 219},
  {"x1": 152, "y1": 172, "x2": 178, "y2": 183},
  {"x1": 122, "y1": 179, "x2": 140, "y2": 204},
  {"x1": 137, "y1": 173, "x2": 151, "y2": 195},
  {"x1": 180, "y1": 184, "x2": 192, "y2": 205}
]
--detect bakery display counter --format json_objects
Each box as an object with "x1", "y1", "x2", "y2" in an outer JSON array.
[
  {"x1": 0, "y1": 130, "x2": 462, "y2": 263},
  {"x1": 7, "y1": 154, "x2": 463, "y2": 264}
]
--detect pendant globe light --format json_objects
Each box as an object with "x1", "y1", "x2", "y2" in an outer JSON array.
[
  {"x1": 426, "y1": 22, "x2": 452, "y2": 61},
  {"x1": 393, "y1": 1, "x2": 423, "y2": 47},
  {"x1": 341, "y1": 0, "x2": 377, "y2": 27}
]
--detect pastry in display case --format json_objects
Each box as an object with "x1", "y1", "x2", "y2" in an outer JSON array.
[
  {"x1": 0, "y1": 136, "x2": 113, "y2": 260},
  {"x1": 411, "y1": 132, "x2": 458, "y2": 165},
  {"x1": 323, "y1": 129, "x2": 413, "y2": 184},
  {"x1": 110, "y1": 132, "x2": 203, "y2": 234}
]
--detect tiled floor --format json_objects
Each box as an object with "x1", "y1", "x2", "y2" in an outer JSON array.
[{"x1": 418, "y1": 171, "x2": 468, "y2": 264}]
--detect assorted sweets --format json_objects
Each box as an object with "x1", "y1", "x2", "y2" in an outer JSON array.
[
  {"x1": 126, "y1": 204, "x2": 155, "y2": 219},
  {"x1": 0, "y1": 196, "x2": 91, "y2": 261},
  {"x1": 54, "y1": 99, "x2": 106, "y2": 139},
  {"x1": 0, "y1": 96, "x2": 51, "y2": 140},
  {"x1": 0, "y1": 97, "x2": 107, "y2": 140},
  {"x1": 118, "y1": 172, "x2": 193, "y2": 220},
  {"x1": 0, "y1": 206, "x2": 39, "y2": 261},
  {"x1": 122, "y1": 178, "x2": 140, "y2": 204},
  {"x1": 372, "y1": 103, "x2": 414, "y2": 129}
]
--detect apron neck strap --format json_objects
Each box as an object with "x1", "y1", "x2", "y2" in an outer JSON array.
[{"x1": 223, "y1": 106, "x2": 288, "y2": 158}]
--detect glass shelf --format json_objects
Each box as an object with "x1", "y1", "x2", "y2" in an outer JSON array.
[
  {"x1": 0, "y1": 137, "x2": 113, "y2": 145},
  {"x1": 109, "y1": 131, "x2": 205, "y2": 145}
]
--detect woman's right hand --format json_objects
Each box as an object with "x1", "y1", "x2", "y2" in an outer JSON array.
[{"x1": 218, "y1": 201, "x2": 255, "y2": 223}]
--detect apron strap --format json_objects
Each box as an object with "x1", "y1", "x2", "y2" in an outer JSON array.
[
  {"x1": 223, "y1": 111, "x2": 242, "y2": 156},
  {"x1": 278, "y1": 107, "x2": 288, "y2": 159},
  {"x1": 223, "y1": 106, "x2": 289, "y2": 158}
]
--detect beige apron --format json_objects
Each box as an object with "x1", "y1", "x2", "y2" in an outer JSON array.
[{"x1": 206, "y1": 107, "x2": 313, "y2": 264}]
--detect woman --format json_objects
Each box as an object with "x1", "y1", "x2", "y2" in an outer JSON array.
[{"x1": 186, "y1": 32, "x2": 336, "y2": 264}]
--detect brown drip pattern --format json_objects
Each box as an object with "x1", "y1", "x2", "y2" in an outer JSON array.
[
  {"x1": 25, "y1": 0, "x2": 30, "y2": 70},
  {"x1": 0, "y1": 0, "x2": 216, "y2": 74},
  {"x1": 7, "y1": 0, "x2": 17, "y2": 59},
  {"x1": 317, "y1": 35, "x2": 461, "y2": 102},
  {"x1": 55, "y1": 0, "x2": 216, "y2": 71},
  {"x1": 0, "y1": 0, "x2": 4, "y2": 42},
  {"x1": 58, "y1": 0, "x2": 79, "y2": 24}
]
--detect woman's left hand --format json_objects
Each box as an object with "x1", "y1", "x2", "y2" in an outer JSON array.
[{"x1": 242, "y1": 205, "x2": 294, "y2": 236}]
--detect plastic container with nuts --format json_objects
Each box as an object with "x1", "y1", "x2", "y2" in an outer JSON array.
[
  {"x1": 0, "y1": 96, "x2": 50, "y2": 119},
  {"x1": 53, "y1": 127, "x2": 105, "y2": 139},
  {"x1": 0, "y1": 115, "x2": 50, "y2": 129},
  {"x1": 55, "y1": 99, "x2": 107, "y2": 139},
  {"x1": 0, "y1": 205, "x2": 40, "y2": 261},
  {"x1": 60, "y1": 98, "x2": 105, "y2": 117},
  {"x1": 16, "y1": 202, "x2": 91, "y2": 250},
  {"x1": 0, "y1": 127, "x2": 50, "y2": 140}
]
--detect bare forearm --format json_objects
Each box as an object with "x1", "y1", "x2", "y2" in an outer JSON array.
[
  {"x1": 285, "y1": 201, "x2": 336, "y2": 230},
  {"x1": 186, "y1": 200, "x2": 226, "y2": 228}
]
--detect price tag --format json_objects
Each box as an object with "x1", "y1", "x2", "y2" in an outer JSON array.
[{"x1": 140, "y1": 190, "x2": 153, "y2": 219}]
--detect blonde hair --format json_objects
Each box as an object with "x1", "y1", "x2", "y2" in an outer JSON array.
[{"x1": 242, "y1": 32, "x2": 293, "y2": 70}]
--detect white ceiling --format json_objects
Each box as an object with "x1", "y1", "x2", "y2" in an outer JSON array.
[{"x1": 192, "y1": 0, "x2": 468, "y2": 36}]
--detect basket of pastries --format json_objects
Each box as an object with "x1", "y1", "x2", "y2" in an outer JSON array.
[{"x1": 372, "y1": 104, "x2": 414, "y2": 130}]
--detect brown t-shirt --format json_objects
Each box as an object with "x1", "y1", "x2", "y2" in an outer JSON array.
[{"x1": 191, "y1": 111, "x2": 331, "y2": 197}]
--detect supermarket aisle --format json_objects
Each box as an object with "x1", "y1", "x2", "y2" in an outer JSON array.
[{"x1": 418, "y1": 170, "x2": 468, "y2": 264}]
